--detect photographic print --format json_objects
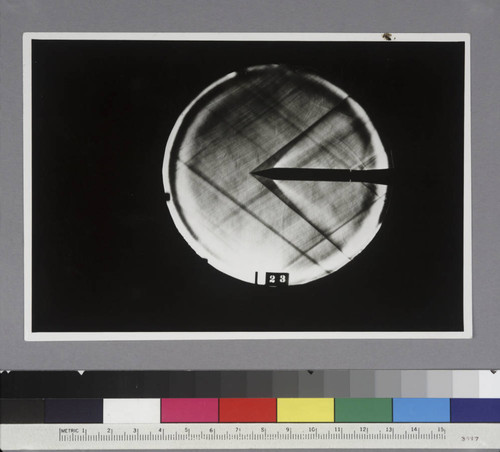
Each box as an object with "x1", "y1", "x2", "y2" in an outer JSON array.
[{"x1": 23, "y1": 33, "x2": 471, "y2": 339}]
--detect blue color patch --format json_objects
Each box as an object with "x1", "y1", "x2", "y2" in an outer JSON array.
[
  {"x1": 451, "y1": 399, "x2": 500, "y2": 423},
  {"x1": 393, "y1": 398, "x2": 450, "y2": 422}
]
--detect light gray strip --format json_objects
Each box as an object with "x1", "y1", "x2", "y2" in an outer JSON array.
[
  {"x1": 401, "y1": 370, "x2": 427, "y2": 397},
  {"x1": 374, "y1": 370, "x2": 402, "y2": 397},
  {"x1": 349, "y1": 370, "x2": 375, "y2": 397},
  {"x1": 427, "y1": 370, "x2": 453, "y2": 397}
]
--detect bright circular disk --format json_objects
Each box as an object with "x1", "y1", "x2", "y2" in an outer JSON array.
[{"x1": 163, "y1": 65, "x2": 389, "y2": 285}]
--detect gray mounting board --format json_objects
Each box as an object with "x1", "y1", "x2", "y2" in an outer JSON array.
[{"x1": 0, "y1": 0, "x2": 499, "y2": 370}]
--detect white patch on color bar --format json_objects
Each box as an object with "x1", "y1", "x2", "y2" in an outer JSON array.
[
  {"x1": 479, "y1": 370, "x2": 500, "y2": 398},
  {"x1": 103, "y1": 399, "x2": 161, "y2": 423}
]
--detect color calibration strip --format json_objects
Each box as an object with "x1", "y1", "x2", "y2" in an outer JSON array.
[
  {"x1": 2, "y1": 398, "x2": 500, "y2": 424},
  {"x1": 2, "y1": 370, "x2": 499, "y2": 399}
]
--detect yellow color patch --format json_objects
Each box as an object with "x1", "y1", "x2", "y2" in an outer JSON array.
[{"x1": 277, "y1": 398, "x2": 334, "y2": 422}]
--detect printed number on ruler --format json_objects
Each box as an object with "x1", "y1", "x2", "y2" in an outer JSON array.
[{"x1": 2, "y1": 423, "x2": 499, "y2": 449}]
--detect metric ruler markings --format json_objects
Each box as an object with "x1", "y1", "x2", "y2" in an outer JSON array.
[{"x1": 3, "y1": 423, "x2": 498, "y2": 449}]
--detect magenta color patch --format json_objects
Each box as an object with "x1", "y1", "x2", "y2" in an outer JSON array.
[{"x1": 161, "y1": 398, "x2": 219, "y2": 423}]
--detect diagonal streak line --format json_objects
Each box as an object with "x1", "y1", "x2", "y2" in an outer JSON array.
[
  {"x1": 285, "y1": 193, "x2": 386, "y2": 270},
  {"x1": 244, "y1": 82, "x2": 369, "y2": 172},
  {"x1": 253, "y1": 174, "x2": 351, "y2": 260},
  {"x1": 179, "y1": 161, "x2": 327, "y2": 271},
  {"x1": 251, "y1": 98, "x2": 352, "y2": 173},
  {"x1": 245, "y1": 89, "x2": 382, "y2": 195}
]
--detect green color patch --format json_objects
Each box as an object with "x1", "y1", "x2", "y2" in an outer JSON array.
[{"x1": 335, "y1": 398, "x2": 392, "y2": 422}]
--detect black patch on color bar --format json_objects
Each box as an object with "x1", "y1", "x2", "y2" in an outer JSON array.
[{"x1": 0, "y1": 399, "x2": 45, "y2": 423}]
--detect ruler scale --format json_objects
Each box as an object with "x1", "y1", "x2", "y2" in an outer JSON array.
[
  {"x1": 2, "y1": 397, "x2": 500, "y2": 449},
  {"x1": 2, "y1": 423, "x2": 499, "y2": 449}
]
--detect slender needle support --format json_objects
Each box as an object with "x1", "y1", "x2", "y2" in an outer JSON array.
[{"x1": 251, "y1": 168, "x2": 395, "y2": 185}]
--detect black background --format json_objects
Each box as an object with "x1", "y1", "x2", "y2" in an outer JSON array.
[{"x1": 31, "y1": 40, "x2": 464, "y2": 332}]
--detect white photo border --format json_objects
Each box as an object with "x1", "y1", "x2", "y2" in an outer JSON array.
[{"x1": 23, "y1": 33, "x2": 472, "y2": 341}]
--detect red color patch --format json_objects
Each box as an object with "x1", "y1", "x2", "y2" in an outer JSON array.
[{"x1": 219, "y1": 398, "x2": 276, "y2": 423}]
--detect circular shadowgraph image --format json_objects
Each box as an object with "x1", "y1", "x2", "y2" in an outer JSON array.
[{"x1": 163, "y1": 65, "x2": 390, "y2": 285}]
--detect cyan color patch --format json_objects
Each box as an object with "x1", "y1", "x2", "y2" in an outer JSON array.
[{"x1": 393, "y1": 398, "x2": 450, "y2": 422}]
